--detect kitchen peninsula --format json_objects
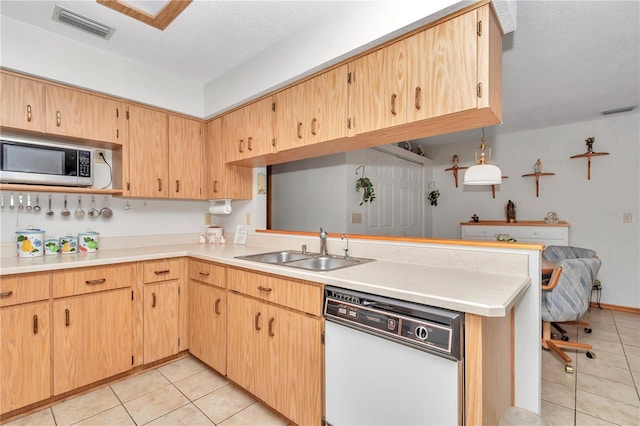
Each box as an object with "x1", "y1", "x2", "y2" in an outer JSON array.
[{"x1": 1, "y1": 231, "x2": 541, "y2": 425}]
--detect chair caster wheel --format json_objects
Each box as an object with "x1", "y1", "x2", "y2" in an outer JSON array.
[
  {"x1": 584, "y1": 327, "x2": 592, "y2": 334},
  {"x1": 561, "y1": 335, "x2": 569, "y2": 341},
  {"x1": 586, "y1": 351, "x2": 596, "y2": 359},
  {"x1": 565, "y1": 365, "x2": 574, "y2": 374}
]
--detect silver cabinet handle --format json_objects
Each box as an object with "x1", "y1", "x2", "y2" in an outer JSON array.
[
  {"x1": 85, "y1": 278, "x2": 106, "y2": 285},
  {"x1": 0, "y1": 290, "x2": 13, "y2": 298}
]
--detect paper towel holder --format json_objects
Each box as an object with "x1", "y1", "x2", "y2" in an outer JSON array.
[{"x1": 209, "y1": 199, "x2": 232, "y2": 215}]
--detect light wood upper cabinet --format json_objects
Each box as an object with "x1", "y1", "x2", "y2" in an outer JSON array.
[
  {"x1": 44, "y1": 84, "x2": 122, "y2": 144},
  {"x1": 52, "y1": 288, "x2": 132, "y2": 395},
  {"x1": 127, "y1": 104, "x2": 169, "y2": 198},
  {"x1": 223, "y1": 97, "x2": 274, "y2": 163},
  {"x1": 409, "y1": 9, "x2": 478, "y2": 121},
  {"x1": 1, "y1": 301, "x2": 51, "y2": 414},
  {"x1": 274, "y1": 64, "x2": 350, "y2": 152},
  {"x1": 205, "y1": 117, "x2": 252, "y2": 199},
  {"x1": 353, "y1": 9, "x2": 480, "y2": 134},
  {"x1": 0, "y1": 72, "x2": 45, "y2": 132},
  {"x1": 168, "y1": 115, "x2": 204, "y2": 199},
  {"x1": 352, "y1": 40, "x2": 409, "y2": 133}
]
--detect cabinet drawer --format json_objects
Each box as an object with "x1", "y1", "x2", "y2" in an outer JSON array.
[
  {"x1": 52, "y1": 264, "x2": 134, "y2": 298},
  {"x1": 511, "y1": 226, "x2": 567, "y2": 241},
  {"x1": 0, "y1": 272, "x2": 50, "y2": 307},
  {"x1": 461, "y1": 225, "x2": 505, "y2": 240},
  {"x1": 143, "y1": 258, "x2": 181, "y2": 284},
  {"x1": 228, "y1": 268, "x2": 323, "y2": 316},
  {"x1": 188, "y1": 259, "x2": 226, "y2": 288}
]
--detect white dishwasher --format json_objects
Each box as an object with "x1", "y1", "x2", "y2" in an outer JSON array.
[{"x1": 324, "y1": 286, "x2": 464, "y2": 426}]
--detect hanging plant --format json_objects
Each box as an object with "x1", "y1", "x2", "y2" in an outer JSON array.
[
  {"x1": 427, "y1": 189, "x2": 440, "y2": 206},
  {"x1": 356, "y1": 177, "x2": 376, "y2": 205}
]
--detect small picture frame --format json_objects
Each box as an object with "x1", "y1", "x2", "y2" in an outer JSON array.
[{"x1": 234, "y1": 225, "x2": 248, "y2": 245}]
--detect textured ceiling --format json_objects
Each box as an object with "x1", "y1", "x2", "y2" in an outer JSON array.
[{"x1": 0, "y1": 1, "x2": 638, "y2": 141}]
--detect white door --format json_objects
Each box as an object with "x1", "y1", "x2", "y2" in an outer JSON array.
[{"x1": 365, "y1": 148, "x2": 423, "y2": 236}]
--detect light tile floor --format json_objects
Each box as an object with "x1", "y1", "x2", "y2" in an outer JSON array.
[
  {"x1": 4, "y1": 356, "x2": 289, "y2": 426},
  {"x1": 541, "y1": 308, "x2": 640, "y2": 425},
  {"x1": 4, "y1": 308, "x2": 639, "y2": 426}
]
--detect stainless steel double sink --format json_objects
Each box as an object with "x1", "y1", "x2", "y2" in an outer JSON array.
[{"x1": 235, "y1": 250, "x2": 374, "y2": 272}]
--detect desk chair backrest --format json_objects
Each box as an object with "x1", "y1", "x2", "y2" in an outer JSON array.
[
  {"x1": 543, "y1": 245, "x2": 596, "y2": 261},
  {"x1": 541, "y1": 257, "x2": 602, "y2": 323}
]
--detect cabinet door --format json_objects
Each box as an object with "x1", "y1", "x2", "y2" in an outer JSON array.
[
  {"x1": 0, "y1": 72, "x2": 45, "y2": 132},
  {"x1": 0, "y1": 302, "x2": 50, "y2": 414},
  {"x1": 273, "y1": 82, "x2": 305, "y2": 151},
  {"x1": 244, "y1": 96, "x2": 274, "y2": 158},
  {"x1": 53, "y1": 289, "x2": 132, "y2": 395},
  {"x1": 188, "y1": 281, "x2": 226, "y2": 373},
  {"x1": 223, "y1": 98, "x2": 274, "y2": 163},
  {"x1": 44, "y1": 84, "x2": 120, "y2": 144},
  {"x1": 206, "y1": 118, "x2": 252, "y2": 199},
  {"x1": 168, "y1": 115, "x2": 204, "y2": 199},
  {"x1": 352, "y1": 40, "x2": 409, "y2": 134},
  {"x1": 307, "y1": 65, "x2": 350, "y2": 144},
  {"x1": 409, "y1": 10, "x2": 477, "y2": 122},
  {"x1": 143, "y1": 281, "x2": 179, "y2": 364},
  {"x1": 276, "y1": 308, "x2": 323, "y2": 426},
  {"x1": 226, "y1": 292, "x2": 269, "y2": 399},
  {"x1": 128, "y1": 105, "x2": 169, "y2": 197}
]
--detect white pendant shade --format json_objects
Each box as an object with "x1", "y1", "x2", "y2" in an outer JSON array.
[{"x1": 463, "y1": 164, "x2": 503, "y2": 185}]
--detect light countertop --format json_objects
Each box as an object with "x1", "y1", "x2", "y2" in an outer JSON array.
[{"x1": 1, "y1": 242, "x2": 530, "y2": 317}]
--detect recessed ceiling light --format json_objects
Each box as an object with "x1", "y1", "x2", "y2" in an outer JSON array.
[
  {"x1": 96, "y1": 0, "x2": 192, "y2": 30},
  {"x1": 601, "y1": 106, "x2": 637, "y2": 115}
]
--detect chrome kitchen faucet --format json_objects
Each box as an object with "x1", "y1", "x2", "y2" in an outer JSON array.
[{"x1": 319, "y1": 227, "x2": 328, "y2": 255}]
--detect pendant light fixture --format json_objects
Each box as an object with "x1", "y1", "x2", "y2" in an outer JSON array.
[{"x1": 463, "y1": 127, "x2": 502, "y2": 186}]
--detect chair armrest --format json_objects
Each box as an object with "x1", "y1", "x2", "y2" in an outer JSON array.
[{"x1": 541, "y1": 266, "x2": 563, "y2": 291}]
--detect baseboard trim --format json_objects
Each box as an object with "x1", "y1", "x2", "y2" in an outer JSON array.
[{"x1": 590, "y1": 302, "x2": 640, "y2": 314}]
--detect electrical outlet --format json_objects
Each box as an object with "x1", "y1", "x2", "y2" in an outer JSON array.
[
  {"x1": 95, "y1": 150, "x2": 106, "y2": 164},
  {"x1": 204, "y1": 213, "x2": 212, "y2": 225},
  {"x1": 623, "y1": 212, "x2": 632, "y2": 223}
]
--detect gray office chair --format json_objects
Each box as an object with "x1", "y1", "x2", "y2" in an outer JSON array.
[{"x1": 541, "y1": 257, "x2": 601, "y2": 373}]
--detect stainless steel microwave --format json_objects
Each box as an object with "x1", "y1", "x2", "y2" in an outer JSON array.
[{"x1": 0, "y1": 137, "x2": 94, "y2": 187}]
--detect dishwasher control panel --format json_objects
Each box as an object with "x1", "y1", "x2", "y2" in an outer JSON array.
[{"x1": 324, "y1": 287, "x2": 462, "y2": 360}]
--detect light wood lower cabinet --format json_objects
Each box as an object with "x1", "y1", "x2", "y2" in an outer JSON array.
[
  {"x1": 142, "y1": 259, "x2": 183, "y2": 364},
  {"x1": 188, "y1": 260, "x2": 227, "y2": 373},
  {"x1": 226, "y1": 269, "x2": 323, "y2": 426},
  {"x1": 144, "y1": 282, "x2": 179, "y2": 363},
  {"x1": 1, "y1": 301, "x2": 51, "y2": 414},
  {"x1": 52, "y1": 288, "x2": 133, "y2": 395}
]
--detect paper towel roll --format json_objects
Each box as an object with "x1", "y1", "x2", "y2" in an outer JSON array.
[{"x1": 209, "y1": 204, "x2": 232, "y2": 215}]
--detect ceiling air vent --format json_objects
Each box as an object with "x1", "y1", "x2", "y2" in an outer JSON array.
[{"x1": 52, "y1": 5, "x2": 116, "y2": 40}]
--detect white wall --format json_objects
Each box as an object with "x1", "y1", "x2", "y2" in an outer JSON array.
[
  {"x1": 202, "y1": 0, "x2": 470, "y2": 117},
  {"x1": 0, "y1": 15, "x2": 204, "y2": 117},
  {"x1": 422, "y1": 112, "x2": 640, "y2": 309}
]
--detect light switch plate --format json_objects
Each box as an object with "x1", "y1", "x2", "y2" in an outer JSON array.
[
  {"x1": 623, "y1": 212, "x2": 632, "y2": 223},
  {"x1": 351, "y1": 212, "x2": 362, "y2": 224}
]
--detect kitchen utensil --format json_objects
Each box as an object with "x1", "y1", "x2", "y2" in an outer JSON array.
[
  {"x1": 1, "y1": 194, "x2": 4, "y2": 209},
  {"x1": 46, "y1": 195, "x2": 54, "y2": 216},
  {"x1": 26, "y1": 193, "x2": 32, "y2": 210},
  {"x1": 18, "y1": 193, "x2": 24, "y2": 209},
  {"x1": 75, "y1": 196, "x2": 85, "y2": 218},
  {"x1": 88, "y1": 196, "x2": 100, "y2": 218},
  {"x1": 10, "y1": 193, "x2": 14, "y2": 209},
  {"x1": 34, "y1": 194, "x2": 41, "y2": 212},
  {"x1": 100, "y1": 196, "x2": 113, "y2": 218},
  {"x1": 124, "y1": 201, "x2": 132, "y2": 210},
  {"x1": 61, "y1": 195, "x2": 71, "y2": 217}
]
